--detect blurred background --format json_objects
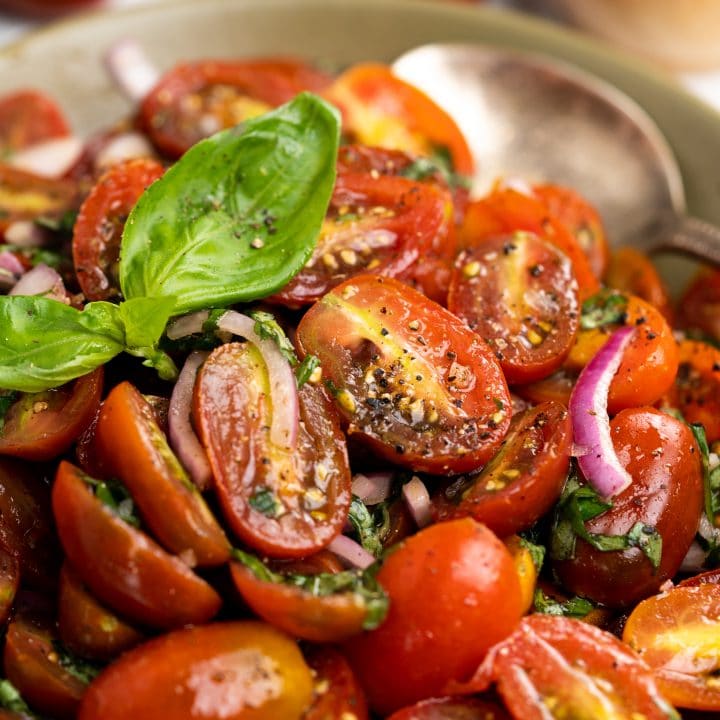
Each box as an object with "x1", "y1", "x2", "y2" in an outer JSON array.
[{"x1": 1, "y1": 0, "x2": 720, "y2": 109}]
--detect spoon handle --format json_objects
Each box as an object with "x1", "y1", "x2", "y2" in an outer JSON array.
[{"x1": 636, "y1": 212, "x2": 720, "y2": 267}]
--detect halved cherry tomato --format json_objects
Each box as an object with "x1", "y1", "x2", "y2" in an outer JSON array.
[
  {"x1": 533, "y1": 182, "x2": 611, "y2": 280},
  {"x1": 0, "y1": 90, "x2": 69, "y2": 152},
  {"x1": 273, "y1": 173, "x2": 448, "y2": 307},
  {"x1": 302, "y1": 646, "x2": 369, "y2": 720},
  {"x1": 433, "y1": 402, "x2": 570, "y2": 537},
  {"x1": 297, "y1": 274, "x2": 511, "y2": 475},
  {"x1": 94, "y1": 381, "x2": 230, "y2": 566},
  {"x1": 505, "y1": 535, "x2": 539, "y2": 615},
  {"x1": 194, "y1": 345, "x2": 351, "y2": 557},
  {"x1": 0, "y1": 367, "x2": 103, "y2": 461},
  {"x1": 623, "y1": 583, "x2": 720, "y2": 711},
  {"x1": 52, "y1": 461, "x2": 222, "y2": 629},
  {"x1": 79, "y1": 621, "x2": 314, "y2": 720},
  {"x1": 274, "y1": 550, "x2": 344, "y2": 576},
  {"x1": 4, "y1": 593, "x2": 87, "y2": 720},
  {"x1": 0, "y1": 546, "x2": 19, "y2": 629},
  {"x1": 387, "y1": 697, "x2": 511, "y2": 720},
  {"x1": 679, "y1": 568, "x2": 720, "y2": 587},
  {"x1": 553, "y1": 408, "x2": 703, "y2": 607},
  {"x1": 72, "y1": 157, "x2": 164, "y2": 301},
  {"x1": 326, "y1": 63, "x2": 473, "y2": 176},
  {"x1": 451, "y1": 615, "x2": 676, "y2": 720},
  {"x1": 140, "y1": 58, "x2": 332, "y2": 158},
  {"x1": 659, "y1": 339, "x2": 720, "y2": 444},
  {"x1": 604, "y1": 247, "x2": 674, "y2": 324},
  {"x1": 448, "y1": 233, "x2": 579, "y2": 383},
  {"x1": 58, "y1": 562, "x2": 144, "y2": 661},
  {"x1": 343, "y1": 518, "x2": 523, "y2": 715},
  {"x1": 457, "y1": 186, "x2": 600, "y2": 300},
  {"x1": 678, "y1": 268, "x2": 720, "y2": 344}
]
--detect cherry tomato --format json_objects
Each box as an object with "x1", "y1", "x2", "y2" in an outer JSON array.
[
  {"x1": 0, "y1": 90, "x2": 69, "y2": 152},
  {"x1": 58, "y1": 562, "x2": 144, "y2": 662},
  {"x1": 448, "y1": 233, "x2": 579, "y2": 383},
  {"x1": 457, "y1": 186, "x2": 600, "y2": 300},
  {"x1": 297, "y1": 274, "x2": 511, "y2": 475},
  {"x1": 194, "y1": 344, "x2": 351, "y2": 557},
  {"x1": 505, "y1": 535, "x2": 539, "y2": 614},
  {"x1": 679, "y1": 568, "x2": 720, "y2": 587},
  {"x1": 623, "y1": 583, "x2": 720, "y2": 711},
  {"x1": 678, "y1": 268, "x2": 720, "y2": 344},
  {"x1": 452, "y1": 615, "x2": 676, "y2": 720},
  {"x1": 273, "y1": 173, "x2": 449, "y2": 307},
  {"x1": 0, "y1": 367, "x2": 102, "y2": 461},
  {"x1": 302, "y1": 646, "x2": 369, "y2": 720},
  {"x1": 94, "y1": 381, "x2": 230, "y2": 566},
  {"x1": 343, "y1": 518, "x2": 523, "y2": 714},
  {"x1": 433, "y1": 401, "x2": 570, "y2": 536},
  {"x1": 532, "y1": 182, "x2": 611, "y2": 279},
  {"x1": 52, "y1": 460, "x2": 222, "y2": 629},
  {"x1": 553, "y1": 408, "x2": 703, "y2": 607},
  {"x1": 78, "y1": 621, "x2": 314, "y2": 720},
  {"x1": 140, "y1": 58, "x2": 332, "y2": 158},
  {"x1": 0, "y1": 546, "x2": 19, "y2": 629},
  {"x1": 659, "y1": 339, "x2": 720, "y2": 444},
  {"x1": 72, "y1": 158, "x2": 164, "y2": 301},
  {"x1": 387, "y1": 697, "x2": 511, "y2": 720},
  {"x1": 326, "y1": 63, "x2": 473, "y2": 177},
  {"x1": 274, "y1": 550, "x2": 344, "y2": 576}
]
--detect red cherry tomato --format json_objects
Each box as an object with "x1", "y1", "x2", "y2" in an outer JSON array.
[
  {"x1": 623, "y1": 583, "x2": 720, "y2": 711},
  {"x1": 448, "y1": 233, "x2": 580, "y2": 383},
  {"x1": 79, "y1": 622, "x2": 313, "y2": 720},
  {"x1": 140, "y1": 58, "x2": 332, "y2": 158},
  {"x1": 387, "y1": 697, "x2": 511, "y2": 720},
  {"x1": 326, "y1": 63, "x2": 474, "y2": 177},
  {"x1": 72, "y1": 158, "x2": 164, "y2": 301},
  {"x1": 94, "y1": 381, "x2": 230, "y2": 567},
  {"x1": 678, "y1": 268, "x2": 720, "y2": 344},
  {"x1": 0, "y1": 367, "x2": 102, "y2": 461},
  {"x1": 0, "y1": 90, "x2": 69, "y2": 152},
  {"x1": 452, "y1": 615, "x2": 676, "y2": 720},
  {"x1": 52, "y1": 461, "x2": 222, "y2": 629},
  {"x1": 297, "y1": 274, "x2": 511, "y2": 475},
  {"x1": 553, "y1": 408, "x2": 703, "y2": 607},
  {"x1": 0, "y1": 547, "x2": 19, "y2": 629},
  {"x1": 343, "y1": 518, "x2": 523, "y2": 715},
  {"x1": 432, "y1": 401, "x2": 571, "y2": 537},
  {"x1": 194, "y1": 344, "x2": 352, "y2": 557}
]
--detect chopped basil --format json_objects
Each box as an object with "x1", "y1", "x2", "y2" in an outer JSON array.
[
  {"x1": 519, "y1": 536, "x2": 546, "y2": 572},
  {"x1": 533, "y1": 588, "x2": 594, "y2": 618},
  {"x1": 348, "y1": 497, "x2": 384, "y2": 558},
  {"x1": 82, "y1": 475, "x2": 140, "y2": 528},
  {"x1": 400, "y1": 144, "x2": 471, "y2": 191},
  {"x1": 0, "y1": 390, "x2": 18, "y2": 434},
  {"x1": 295, "y1": 354, "x2": 320, "y2": 388},
  {"x1": 52, "y1": 641, "x2": 101, "y2": 685},
  {"x1": 250, "y1": 310, "x2": 298, "y2": 365},
  {"x1": 0, "y1": 678, "x2": 33, "y2": 715},
  {"x1": 35, "y1": 209, "x2": 78, "y2": 235},
  {"x1": 248, "y1": 487, "x2": 282, "y2": 518},
  {"x1": 691, "y1": 423, "x2": 720, "y2": 527},
  {"x1": 580, "y1": 290, "x2": 628, "y2": 330}
]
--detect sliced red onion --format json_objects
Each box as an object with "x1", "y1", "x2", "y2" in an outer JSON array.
[
  {"x1": 569, "y1": 326, "x2": 635, "y2": 498},
  {"x1": 328, "y1": 534, "x2": 375, "y2": 570},
  {"x1": 680, "y1": 541, "x2": 706, "y2": 574},
  {"x1": 104, "y1": 39, "x2": 161, "y2": 102},
  {"x1": 169, "y1": 351, "x2": 212, "y2": 492},
  {"x1": 4, "y1": 221, "x2": 49, "y2": 248},
  {"x1": 95, "y1": 132, "x2": 155, "y2": 171},
  {"x1": 217, "y1": 311, "x2": 299, "y2": 451},
  {"x1": 402, "y1": 475, "x2": 432, "y2": 528},
  {"x1": 352, "y1": 472, "x2": 393, "y2": 505},
  {"x1": 9, "y1": 136, "x2": 83, "y2": 178},
  {"x1": 0, "y1": 251, "x2": 25, "y2": 278},
  {"x1": 9, "y1": 263, "x2": 67, "y2": 302},
  {"x1": 166, "y1": 310, "x2": 210, "y2": 340}
]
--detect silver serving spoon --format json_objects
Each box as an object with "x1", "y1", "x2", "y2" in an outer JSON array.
[{"x1": 393, "y1": 44, "x2": 720, "y2": 265}]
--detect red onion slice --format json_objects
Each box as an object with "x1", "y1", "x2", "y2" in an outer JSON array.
[
  {"x1": 352, "y1": 472, "x2": 393, "y2": 505},
  {"x1": 216, "y1": 311, "x2": 299, "y2": 451},
  {"x1": 4, "y1": 221, "x2": 49, "y2": 248},
  {"x1": 402, "y1": 475, "x2": 432, "y2": 528},
  {"x1": 94, "y1": 132, "x2": 155, "y2": 171},
  {"x1": 9, "y1": 136, "x2": 83, "y2": 178},
  {"x1": 328, "y1": 534, "x2": 375, "y2": 570},
  {"x1": 169, "y1": 351, "x2": 212, "y2": 492},
  {"x1": 166, "y1": 310, "x2": 210, "y2": 340},
  {"x1": 104, "y1": 39, "x2": 161, "y2": 102},
  {"x1": 569, "y1": 325, "x2": 635, "y2": 499},
  {"x1": 9, "y1": 263, "x2": 67, "y2": 302},
  {"x1": 0, "y1": 251, "x2": 25, "y2": 278}
]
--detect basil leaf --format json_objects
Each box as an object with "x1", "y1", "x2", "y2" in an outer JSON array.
[
  {"x1": 295, "y1": 354, "x2": 320, "y2": 388},
  {"x1": 82, "y1": 475, "x2": 140, "y2": 528},
  {"x1": 0, "y1": 297, "x2": 125, "y2": 392},
  {"x1": 250, "y1": 310, "x2": 297, "y2": 364},
  {"x1": 52, "y1": 641, "x2": 101, "y2": 685},
  {"x1": 691, "y1": 423, "x2": 720, "y2": 527},
  {"x1": 533, "y1": 589, "x2": 595, "y2": 618},
  {"x1": 35, "y1": 209, "x2": 78, "y2": 235},
  {"x1": 580, "y1": 290, "x2": 628, "y2": 330},
  {"x1": 0, "y1": 678, "x2": 33, "y2": 715},
  {"x1": 120, "y1": 93, "x2": 340, "y2": 314},
  {"x1": 348, "y1": 496, "x2": 384, "y2": 558},
  {"x1": 519, "y1": 536, "x2": 546, "y2": 572},
  {"x1": 248, "y1": 487, "x2": 282, "y2": 518},
  {"x1": 401, "y1": 144, "x2": 471, "y2": 191}
]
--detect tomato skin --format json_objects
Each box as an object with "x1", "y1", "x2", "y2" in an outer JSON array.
[
  {"x1": 78, "y1": 621, "x2": 314, "y2": 720},
  {"x1": 504, "y1": 535, "x2": 539, "y2": 615},
  {"x1": 554, "y1": 408, "x2": 703, "y2": 607},
  {"x1": 678, "y1": 268, "x2": 720, "y2": 344},
  {"x1": 453, "y1": 615, "x2": 675, "y2": 720},
  {"x1": 623, "y1": 583, "x2": 720, "y2": 711},
  {"x1": 343, "y1": 518, "x2": 523, "y2": 715},
  {"x1": 326, "y1": 63, "x2": 474, "y2": 176},
  {"x1": 0, "y1": 90, "x2": 69, "y2": 152},
  {"x1": 94, "y1": 381, "x2": 230, "y2": 567},
  {"x1": 194, "y1": 343, "x2": 351, "y2": 558},
  {"x1": 448, "y1": 234, "x2": 579, "y2": 384},
  {"x1": 0, "y1": 367, "x2": 103, "y2": 461},
  {"x1": 297, "y1": 274, "x2": 511, "y2": 475},
  {"x1": 432, "y1": 401, "x2": 570, "y2": 537},
  {"x1": 387, "y1": 697, "x2": 510, "y2": 720},
  {"x1": 52, "y1": 461, "x2": 222, "y2": 629},
  {"x1": 140, "y1": 58, "x2": 332, "y2": 158},
  {"x1": 72, "y1": 158, "x2": 164, "y2": 301}
]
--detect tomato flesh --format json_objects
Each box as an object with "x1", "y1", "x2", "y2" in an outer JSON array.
[{"x1": 0, "y1": 90, "x2": 69, "y2": 152}]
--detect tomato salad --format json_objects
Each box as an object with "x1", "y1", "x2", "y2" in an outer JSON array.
[{"x1": 0, "y1": 42, "x2": 719, "y2": 720}]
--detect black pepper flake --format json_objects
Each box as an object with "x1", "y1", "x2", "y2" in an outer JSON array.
[
  {"x1": 395, "y1": 444, "x2": 405, "y2": 455},
  {"x1": 529, "y1": 264, "x2": 543, "y2": 277},
  {"x1": 646, "y1": 331, "x2": 657, "y2": 340},
  {"x1": 503, "y1": 242, "x2": 517, "y2": 255},
  {"x1": 635, "y1": 316, "x2": 646, "y2": 325},
  {"x1": 713, "y1": 362, "x2": 720, "y2": 372},
  {"x1": 380, "y1": 328, "x2": 389, "y2": 336},
  {"x1": 447, "y1": 351, "x2": 457, "y2": 360}
]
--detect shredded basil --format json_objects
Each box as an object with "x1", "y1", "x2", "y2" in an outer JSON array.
[
  {"x1": 0, "y1": 678, "x2": 33, "y2": 715},
  {"x1": 82, "y1": 475, "x2": 140, "y2": 528},
  {"x1": 691, "y1": 423, "x2": 720, "y2": 527},
  {"x1": 580, "y1": 290, "x2": 628, "y2": 330},
  {"x1": 400, "y1": 144, "x2": 471, "y2": 191},
  {"x1": 52, "y1": 641, "x2": 101, "y2": 685},
  {"x1": 348, "y1": 497, "x2": 384, "y2": 558},
  {"x1": 248, "y1": 487, "x2": 282, "y2": 518},
  {"x1": 533, "y1": 588, "x2": 594, "y2": 618},
  {"x1": 250, "y1": 310, "x2": 298, "y2": 364},
  {"x1": 519, "y1": 536, "x2": 546, "y2": 573},
  {"x1": 295, "y1": 355, "x2": 320, "y2": 388},
  {"x1": 35, "y1": 209, "x2": 78, "y2": 235}
]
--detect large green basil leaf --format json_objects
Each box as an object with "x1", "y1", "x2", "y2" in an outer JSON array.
[
  {"x1": 0, "y1": 297, "x2": 125, "y2": 392},
  {"x1": 120, "y1": 93, "x2": 340, "y2": 314}
]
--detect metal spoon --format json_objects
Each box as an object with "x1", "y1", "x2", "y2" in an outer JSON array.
[{"x1": 393, "y1": 44, "x2": 720, "y2": 265}]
